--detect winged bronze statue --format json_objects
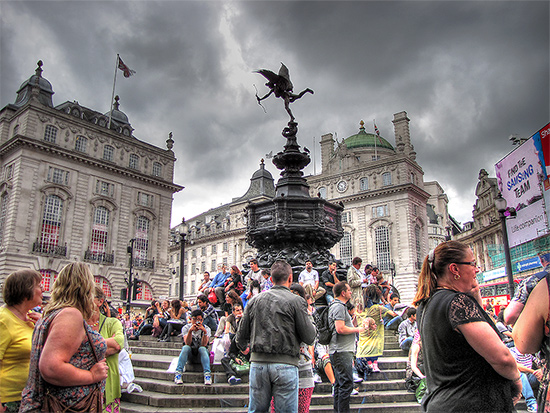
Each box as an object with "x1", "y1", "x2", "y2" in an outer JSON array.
[{"x1": 255, "y1": 63, "x2": 313, "y2": 122}]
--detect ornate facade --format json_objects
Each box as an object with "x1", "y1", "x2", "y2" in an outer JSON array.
[{"x1": 0, "y1": 61, "x2": 182, "y2": 307}]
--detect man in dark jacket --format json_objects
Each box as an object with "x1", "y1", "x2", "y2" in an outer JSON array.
[{"x1": 236, "y1": 259, "x2": 316, "y2": 413}]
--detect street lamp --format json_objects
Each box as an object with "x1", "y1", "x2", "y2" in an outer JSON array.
[
  {"x1": 178, "y1": 218, "x2": 188, "y2": 300},
  {"x1": 495, "y1": 192, "x2": 515, "y2": 298}
]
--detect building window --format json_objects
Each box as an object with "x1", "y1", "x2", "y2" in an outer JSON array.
[
  {"x1": 211, "y1": 259, "x2": 216, "y2": 272},
  {"x1": 382, "y1": 172, "x2": 392, "y2": 186},
  {"x1": 152, "y1": 162, "x2": 162, "y2": 177},
  {"x1": 339, "y1": 232, "x2": 352, "y2": 267},
  {"x1": 375, "y1": 226, "x2": 391, "y2": 271},
  {"x1": 75, "y1": 136, "x2": 88, "y2": 153},
  {"x1": 223, "y1": 242, "x2": 228, "y2": 252},
  {"x1": 201, "y1": 247, "x2": 206, "y2": 256},
  {"x1": 96, "y1": 180, "x2": 114, "y2": 197},
  {"x1": 360, "y1": 177, "x2": 368, "y2": 191},
  {"x1": 94, "y1": 276, "x2": 112, "y2": 298},
  {"x1": 129, "y1": 154, "x2": 140, "y2": 170},
  {"x1": 47, "y1": 167, "x2": 69, "y2": 185},
  {"x1": 223, "y1": 257, "x2": 228, "y2": 266},
  {"x1": 318, "y1": 187, "x2": 327, "y2": 199},
  {"x1": 39, "y1": 269, "x2": 57, "y2": 293},
  {"x1": 44, "y1": 125, "x2": 58, "y2": 143},
  {"x1": 372, "y1": 155, "x2": 380, "y2": 161},
  {"x1": 410, "y1": 172, "x2": 415, "y2": 184},
  {"x1": 341, "y1": 211, "x2": 351, "y2": 223},
  {"x1": 90, "y1": 206, "x2": 110, "y2": 254},
  {"x1": 136, "y1": 282, "x2": 153, "y2": 301},
  {"x1": 103, "y1": 145, "x2": 114, "y2": 162},
  {"x1": 134, "y1": 216, "x2": 150, "y2": 264},
  {"x1": 0, "y1": 193, "x2": 8, "y2": 245},
  {"x1": 192, "y1": 249, "x2": 196, "y2": 258},
  {"x1": 137, "y1": 192, "x2": 154, "y2": 208},
  {"x1": 39, "y1": 195, "x2": 63, "y2": 251},
  {"x1": 415, "y1": 225, "x2": 422, "y2": 270},
  {"x1": 4, "y1": 164, "x2": 13, "y2": 181},
  {"x1": 201, "y1": 261, "x2": 206, "y2": 272},
  {"x1": 212, "y1": 244, "x2": 217, "y2": 254},
  {"x1": 372, "y1": 205, "x2": 388, "y2": 218}
]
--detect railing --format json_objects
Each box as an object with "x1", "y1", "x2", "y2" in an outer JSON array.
[
  {"x1": 134, "y1": 257, "x2": 155, "y2": 269},
  {"x1": 84, "y1": 249, "x2": 115, "y2": 264},
  {"x1": 32, "y1": 241, "x2": 67, "y2": 257}
]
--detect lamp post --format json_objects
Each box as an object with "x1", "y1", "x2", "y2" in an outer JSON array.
[
  {"x1": 126, "y1": 238, "x2": 135, "y2": 313},
  {"x1": 178, "y1": 218, "x2": 188, "y2": 301},
  {"x1": 495, "y1": 192, "x2": 515, "y2": 298}
]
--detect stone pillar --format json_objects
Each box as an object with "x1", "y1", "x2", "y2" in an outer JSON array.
[
  {"x1": 320, "y1": 133, "x2": 334, "y2": 173},
  {"x1": 392, "y1": 111, "x2": 412, "y2": 157}
]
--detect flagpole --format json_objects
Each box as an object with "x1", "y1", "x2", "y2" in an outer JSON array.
[
  {"x1": 373, "y1": 119, "x2": 378, "y2": 161},
  {"x1": 108, "y1": 54, "x2": 119, "y2": 130}
]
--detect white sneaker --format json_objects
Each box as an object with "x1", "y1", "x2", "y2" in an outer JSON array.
[
  {"x1": 204, "y1": 373, "x2": 212, "y2": 385},
  {"x1": 174, "y1": 373, "x2": 183, "y2": 384},
  {"x1": 353, "y1": 372, "x2": 363, "y2": 383},
  {"x1": 127, "y1": 383, "x2": 143, "y2": 393},
  {"x1": 351, "y1": 388, "x2": 359, "y2": 395}
]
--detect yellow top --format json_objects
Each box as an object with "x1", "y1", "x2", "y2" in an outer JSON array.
[{"x1": 0, "y1": 306, "x2": 35, "y2": 402}]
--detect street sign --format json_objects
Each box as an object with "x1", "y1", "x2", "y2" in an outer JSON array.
[{"x1": 514, "y1": 256, "x2": 541, "y2": 273}]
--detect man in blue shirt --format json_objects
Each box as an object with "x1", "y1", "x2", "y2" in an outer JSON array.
[{"x1": 384, "y1": 293, "x2": 403, "y2": 331}]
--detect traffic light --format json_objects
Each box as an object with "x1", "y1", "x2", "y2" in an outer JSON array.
[
  {"x1": 120, "y1": 288, "x2": 128, "y2": 301},
  {"x1": 132, "y1": 279, "x2": 142, "y2": 300}
]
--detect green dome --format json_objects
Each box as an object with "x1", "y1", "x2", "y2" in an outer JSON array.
[{"x1": 344, "y1": 121, "x2": 394, "y2": 151}]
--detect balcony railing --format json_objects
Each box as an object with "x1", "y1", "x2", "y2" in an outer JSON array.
[
  {"x1": 134, "y1": 257, "x2": 155, "y2": 269},
  {"x1": 32, "y1": 241, "x2": 67, "y2": 257},
  {"x1": 84, "y1": 249, "x2": 114, "y2": 264}
]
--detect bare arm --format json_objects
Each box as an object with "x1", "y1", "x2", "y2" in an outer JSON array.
[
  {"x1": 503, "y1": 300, "x2": 524, "y2": 326},
  {"x1": 39, "y1": 308, "x2": 108, "y2": 386},
  {"x1": 513, "y1": 278, "x2": 548, "y2": 355},
  {"x1": 409, "y1": 342, "x2": 424, "y2": 378},
  {"x1": 335, "y1": 319, "x2": 365, "y2": 335},
  {"x1": 458, "y1": 321, "x2": 519, "y2": 381}
]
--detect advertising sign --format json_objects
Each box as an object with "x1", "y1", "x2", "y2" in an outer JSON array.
[
  {"x1": 531, "y1": 122, "x2": 550, "y2": 226},
  {"x1": 495, "y1": 138, "x2": 549, "y2": 247}
]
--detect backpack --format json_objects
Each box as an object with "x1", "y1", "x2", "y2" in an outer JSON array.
[{"x1": 315, "y1": 303, "x2": 335, "y2": 345}]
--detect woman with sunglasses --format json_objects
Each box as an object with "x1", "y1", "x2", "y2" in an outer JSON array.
[{"x1": 413, "y1": 241, "x2": 521, "y2": 412}]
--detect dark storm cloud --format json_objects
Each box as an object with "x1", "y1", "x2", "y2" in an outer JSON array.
[{"x1": 1, "y1": 1, "x2": 548, "y2": 226}]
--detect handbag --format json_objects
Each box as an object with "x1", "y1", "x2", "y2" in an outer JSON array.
[
  {"x1": 208, "y1": 290, "x2": 218, "y2": 305},
  {"x1": 230, "y1": 357, "x2": 250, "y2": 376},
  {"x1": 42, "y1": 323, "x2": 103, "y2": 413}
]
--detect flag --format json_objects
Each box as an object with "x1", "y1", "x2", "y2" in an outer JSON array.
[
  {"x1": 118, "y1": 56, "x2": 136, "y2": 78},
  {"x1": 374, "y1": 120, "x2": 380, "y2": 137}
]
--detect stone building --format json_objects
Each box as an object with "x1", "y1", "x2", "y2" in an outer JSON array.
[
  {"x1": 171, "y1": 112, "x2": 450, "y2": 304},
  {"x1": 307, "y1": 112, "x2": 450, "y2": 302},
  {"x1": 168, "y1": 161, "x2": 275, "y2": 298},
  {"x1": 0, "y1": 61, "x2": 182, "y2": 307}
]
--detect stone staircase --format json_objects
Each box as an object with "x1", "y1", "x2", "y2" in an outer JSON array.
[{"x1": 121, "y1": 332, "x2": 423, "y2": 413}]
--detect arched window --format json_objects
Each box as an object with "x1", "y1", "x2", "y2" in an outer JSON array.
[
  {"x1": 39, "y1": 195, "x2": 63, "y2": 251},
  {"x1": 136, "y1": 281, "x2": 153, "y2": 301},
  {"x1": 91, "y1": 206, "x2": 110, "y2": 254},
  {"x1": 75, "y1": 136, "x2": 88, "y2": 153},
  {"x1": 318, "y1": 186, "x2": 327, "y2": 199},
  {"x1": 152, "y1": 162, "x2": 162, "y2": 177},
  {"x1": 129, "y1": 154, "x2": 140, "y2": 170},
  {"x1": 134, "y1": 216, "x2": 151, "y2": 267},
  {"x1": 360, "y1": 177, "x2": 368, "y2": 191},
  {"x1": 94, "y1": 276, "x2": 113, "y2": 298},
  {"x1": 382, "y1": 172, "x2": 392, "y2": 186},
  {"x1": 339, "y1": 231, "x2": 352, "y2": 266},
  {"x1": 375, "y1": 226, "x2": 391, "y2": 270},
  {"x1": 39, "y1": 269, "x2": 58, "y2": 293},
  {"x1": 44, "y1": 125, "x2": 58, "y2": 143},
  {"x1": 103, "y1": 145, "x2": 114, "y2": 162},
  {"x1": 0, "y1": 193, "x2": 8, "y2": 245}
]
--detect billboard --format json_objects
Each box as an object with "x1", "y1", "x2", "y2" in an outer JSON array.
[
  {"x1": 495, "y1": 136, "x2": 548, "y2": 247},
  {"x1": 531, "y1": 122, "x2": 550, "y2": 226}
]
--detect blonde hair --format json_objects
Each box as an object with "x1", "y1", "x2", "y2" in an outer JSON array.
[
  {"x1": 413, "y1": 241, "x2": 469, "y2": 306},
  {"x1": 44, "y1": 262, "x2": 96, "y2": 320}
]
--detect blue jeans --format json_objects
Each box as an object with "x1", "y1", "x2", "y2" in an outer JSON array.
[
  {"x1": 521, "y1": 373, "x2": 537, "y2": 410},
  {"x1": 400, "y1": 337, "x2": 413, "y2": 352},
  {"x1": 330, "y1": 351, "x2": 354, "y2": 413},
  {"x1": 248, "y1": 362, "x2": 298, "y2": 413},
  {"x1": 175, "y1": 345, "x2": 211, "y2": 374},
  {"x1": 384, "y1": 315, "x2": 402, "y2": 330}
]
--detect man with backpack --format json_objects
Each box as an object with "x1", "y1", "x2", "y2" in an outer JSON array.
[{"x1": 329, "y1": 281, "x2": 367, "y2": 412}]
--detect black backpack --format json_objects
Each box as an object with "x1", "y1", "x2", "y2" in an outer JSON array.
[{"x1": 314, "y1": 303, "x2": 335, "y2": 345}]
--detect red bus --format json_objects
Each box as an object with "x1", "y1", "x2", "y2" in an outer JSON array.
[{"x1": 480, "y1": 279, "x2": 521, "y2": 315}]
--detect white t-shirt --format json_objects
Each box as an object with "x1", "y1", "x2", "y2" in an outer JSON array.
[{"x1": 298, "y1": 269, "x2": 319, "y2": 287}]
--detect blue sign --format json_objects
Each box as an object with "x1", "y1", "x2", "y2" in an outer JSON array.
[
  {"x1": 514, "y1": 256, "x2": 541, "y2": 273},
  {"x1": 483, "y1": 267, "x2": 506, "y2": 282}
]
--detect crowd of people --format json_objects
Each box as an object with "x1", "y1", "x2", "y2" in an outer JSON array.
[{"x1": 3, "y1": 241, "x2": 550, "y2": 413}]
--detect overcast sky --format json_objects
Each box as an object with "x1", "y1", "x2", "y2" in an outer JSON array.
[{"x1": 1, "y1": 1, "x2": 548, "y2": 227}]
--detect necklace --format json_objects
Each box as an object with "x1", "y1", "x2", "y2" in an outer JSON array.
[{"x1": 88, "y1": 320, "x2": 99, "y2": 328}]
